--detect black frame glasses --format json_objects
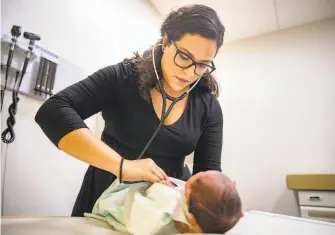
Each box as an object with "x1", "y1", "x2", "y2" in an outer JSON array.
[{"x1": 171, "y1": 41, "x2": 216, "y2": 76}]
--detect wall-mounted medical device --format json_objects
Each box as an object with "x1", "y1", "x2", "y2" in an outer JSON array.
[
  {"x1": 34, "y1": 57, "x2": 57, "y2": 97},
  {"x1": 1, "y1": 25, "x2": 59, "y2": 144},
  {"x1": 1, "y1": 26, "x2": 59, "y2": 101},
  {"x1": 1, "y1": 25, "x2": 85, "y2": 145}
]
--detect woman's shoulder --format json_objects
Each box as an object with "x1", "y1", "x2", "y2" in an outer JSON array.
[
  {"x1": 190, "y1": 87, "x2": 223, "y2": 125},
  {"x1": 193, "y1": 87, "x2": 221, "y2": 111},
  {"x1": 98, "y1": 60, "x2": 139, "y2": 83}
]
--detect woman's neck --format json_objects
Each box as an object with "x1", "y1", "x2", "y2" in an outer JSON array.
[{"x1": 160, "y1": 79, "x2": 190, "y2": 98}]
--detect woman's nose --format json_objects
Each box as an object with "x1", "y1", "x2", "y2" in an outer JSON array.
[{"x1": 183, "y1": 65, "x2": 196, "y2": 78}]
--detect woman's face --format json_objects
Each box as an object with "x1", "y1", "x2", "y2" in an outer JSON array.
[{"x1": 161, "y1": 34, "x2": 217, "y2": 94}]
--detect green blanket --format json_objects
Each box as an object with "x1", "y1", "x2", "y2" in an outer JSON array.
[{"x1": 84, "y1": 178, "x2": 190, "y2": 235}]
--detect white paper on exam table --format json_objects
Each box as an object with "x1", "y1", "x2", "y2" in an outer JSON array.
[
  {"x1": 1, "y1": 217, "x2": 124, "y2": 235},
  {"x1": 226, "y1": 210, "x2": 335, "y2": 235},
  {"x1": 2, "y1": 210, "x2": 335, "y2": 235}
]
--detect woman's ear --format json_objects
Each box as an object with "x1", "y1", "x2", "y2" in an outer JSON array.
[{"x1": 162, "y1": 33, "x2": 170, "y2": 49}]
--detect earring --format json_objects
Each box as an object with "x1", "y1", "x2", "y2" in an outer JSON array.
[{"x1": 162, "y1": 45, "x2": 165, "y2": 52}]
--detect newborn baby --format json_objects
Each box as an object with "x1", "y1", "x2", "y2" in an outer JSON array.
[{"x1": 84, "y1": 171, "x2": 242, "y2": 234}]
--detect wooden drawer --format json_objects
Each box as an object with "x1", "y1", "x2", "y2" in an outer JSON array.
[
  {"x1": 298, "y1": 191, "x2": 335, "y2": 207},
  {"x1": 300, "y1": 206, "x2": 335, "y2": 223}
]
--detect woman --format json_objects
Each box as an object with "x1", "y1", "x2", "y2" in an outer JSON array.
[{"x1": 35, "y1": 4, "x2": 225, "y2": 217}]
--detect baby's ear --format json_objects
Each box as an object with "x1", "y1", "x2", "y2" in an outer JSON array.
[
  {"x1": 185, "y1": 187, "x2": 192, "y2": 205},
  {"x1": 186, "y1": 212, "x2": 203, "y2": 233}
]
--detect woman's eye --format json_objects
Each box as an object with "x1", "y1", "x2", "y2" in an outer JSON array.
[{"x1": 179, "y1": 54, "x2": 190, "y2": 61}]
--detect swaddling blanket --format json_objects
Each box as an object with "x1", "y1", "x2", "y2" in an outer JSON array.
[{"x1": 84, "y1": 178, "x2": 189, "y2": 235}]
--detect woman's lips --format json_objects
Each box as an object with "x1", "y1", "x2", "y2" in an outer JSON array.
[{"x1": 176, "y1": 76, "x2": 190, "y2": 83}]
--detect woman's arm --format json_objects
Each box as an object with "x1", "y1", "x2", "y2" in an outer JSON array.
[
  {"x1": 35, "y1": 65, "x2": 122, "y2": 174},
  {"x1": 35, "y1": 65, "x2": 117, "y2": 146},
  {"x1": 35, "y1": 64, "x2": 168, "y2": 182},
  {"x1": 193, "y1": 97, "x2": 223, "y2": 174},
  {"x1": 58, "y1": 128, "x2": 122, "y2": 175}
]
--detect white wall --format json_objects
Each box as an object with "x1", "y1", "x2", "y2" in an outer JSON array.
[
  {"x1": 1, "y1": 0, "x2": 161, "y2": 216},
  {"x1": 216, "y1": 17, "x2": 335, "y2": 216},
  {"x1": 1, "y1": 0, "x2": 162, "y2": 76},
  {"x1": 151, "y1": 0, "x2": 335, "y2": 42}
]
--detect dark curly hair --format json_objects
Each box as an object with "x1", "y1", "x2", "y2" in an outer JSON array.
[{"x1": 124, "y1": 4, "x2": 225, "y2": 101}]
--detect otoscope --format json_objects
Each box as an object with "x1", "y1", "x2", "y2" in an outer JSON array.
[
  {"x1": 1, "y1": 32, "x2": 41, "y2": 144},
  {"x1": 1, "y1": 25, "x2": 22, "y2": 111},
  {"x1": 18, "y1": 32, "x2": 41, "y2": 85}
]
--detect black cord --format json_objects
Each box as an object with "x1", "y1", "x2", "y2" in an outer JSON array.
[
  {"x1": 1, "y1": 71, "x2": 20, "y2": 144},
  {"x1": 136, "y1": 81, "x2": 187, "y2": 161},
  {"x1": 1, "y1": 66, "x2": 10, "y2": 111},
  {"x1": 119, "y1": 82, "x2": 168, "y2": 184},
  {"x1": 119, "y1": 81, "x2": 187, "y2": 184}
]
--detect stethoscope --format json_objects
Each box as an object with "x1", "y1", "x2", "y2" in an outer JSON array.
[
  {"x1": 119, "y1": 43, "x2": 202, "y2": 184},
  {"x1": 136, "y1": 43, "x2": 202, "y2": 160}
]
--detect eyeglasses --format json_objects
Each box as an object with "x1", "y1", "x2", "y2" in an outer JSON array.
[{"x1": 171, "y1": 41, "x2": 216, "y2": 77}]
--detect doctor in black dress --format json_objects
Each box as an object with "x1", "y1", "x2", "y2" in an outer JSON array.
[{"x1": 35, "y1": 4, "x2": 225, "y2": 217}]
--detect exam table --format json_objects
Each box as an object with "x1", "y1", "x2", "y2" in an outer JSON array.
[{"x1": 2, "y1": 210, "x2": 334, "y2": 235}]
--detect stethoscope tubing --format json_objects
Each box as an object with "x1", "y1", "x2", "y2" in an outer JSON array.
[{"x1": 119, "y1": 43, "x2": 202, "y2": 184}]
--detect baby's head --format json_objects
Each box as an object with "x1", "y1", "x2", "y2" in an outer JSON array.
[{"x1": 178, "y1": 171, "x2": 242, "y2": 233}]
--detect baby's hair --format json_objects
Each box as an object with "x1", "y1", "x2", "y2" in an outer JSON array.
[{"x1": 188, "y1": 173, "x2": 242, "y2": 233}]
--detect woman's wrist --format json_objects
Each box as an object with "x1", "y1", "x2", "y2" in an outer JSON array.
[{"x1": 105, "y1": 155, "x2": 123, "y2": 176}]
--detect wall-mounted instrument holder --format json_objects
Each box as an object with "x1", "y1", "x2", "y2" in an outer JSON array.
[
  {"x1": 1, "y1": 26, "x2": 84, "y2": 144},
  {"x1": 1, "y1": 27, "x2": 57, "y2": 144},
  {"x1": 34, "y1": 57, "x2": 58, "y2": 98},
  {"x1": 1, "y1": 27, "x2": 44, "y2": 143},
  {"x1": 1, "y1": 31, "x2": 59, "y2": 102}
]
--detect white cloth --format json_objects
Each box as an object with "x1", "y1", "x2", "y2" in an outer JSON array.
[{"x1": 84, "y1": 178, "x2": 190, "y2": 235}]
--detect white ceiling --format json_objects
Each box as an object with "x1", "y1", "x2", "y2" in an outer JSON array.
[{"x1": 150, "y1": 0, "x2": 335, "y2": 42}]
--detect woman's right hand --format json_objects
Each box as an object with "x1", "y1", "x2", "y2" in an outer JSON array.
[{"x1": 121, "y1": 158, "x2": 169, "y2": 183}]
